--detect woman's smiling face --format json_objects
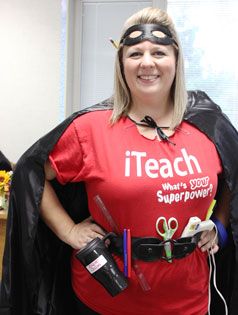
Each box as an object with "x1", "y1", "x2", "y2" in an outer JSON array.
[{"x1": 122, "y1": 40, "x2": 177, "y2": 103}]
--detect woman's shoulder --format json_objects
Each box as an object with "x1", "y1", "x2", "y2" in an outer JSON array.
[
  {"x1": 68, "y1": 109, "x2": 113, "y2": 139},
  {"x1": 72, "y1": 108, "x2": 112, "y2": 127}
]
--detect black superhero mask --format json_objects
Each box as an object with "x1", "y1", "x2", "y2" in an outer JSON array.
[{"x1": 120, "y1": 23, "x2": 177, "y2": 47}]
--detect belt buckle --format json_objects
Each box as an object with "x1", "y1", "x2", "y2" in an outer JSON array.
[
  {"x1": 172, "y1": 238, "x2": 197, "y2": 259},
  {"x1": 133, "y1": 237, "x2": 163, "y2": 262}
]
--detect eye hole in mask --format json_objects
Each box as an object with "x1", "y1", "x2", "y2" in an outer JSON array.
[
  {"x1": 152, "y1": 30, "x2": 167, "y2": 39},
  {"x1": 128, "y1": 30, "x2": 142, "y2": 39}
]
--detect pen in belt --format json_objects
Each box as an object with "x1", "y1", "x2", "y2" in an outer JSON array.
[
  {"x1": 127, "y1": 229, "x2": 131, "y2": 278},
  {"x1": 123, "y1": 229, "x2": 128, "y2": 277}
]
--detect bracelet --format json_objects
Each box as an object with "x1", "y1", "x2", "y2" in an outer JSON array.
[{"x1": 211, "y1": 217, "x2": 228, "y2": 248}]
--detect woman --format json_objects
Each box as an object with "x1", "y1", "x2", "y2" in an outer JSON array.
[
  {"x1": 1, "y1": 7, "x2": 237, "y2": 315},
  {"x1": 40, "y1": 7, "x2": 228, "y2": 314}
]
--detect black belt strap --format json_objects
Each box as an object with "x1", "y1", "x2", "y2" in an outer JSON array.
[{"x1": 109, "y1": 233, "x2": 201, "y2": 262}]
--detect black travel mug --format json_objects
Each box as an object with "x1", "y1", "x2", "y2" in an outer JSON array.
[{"x1": 75, "y1": 233, "x2": 128, "y2": 296}]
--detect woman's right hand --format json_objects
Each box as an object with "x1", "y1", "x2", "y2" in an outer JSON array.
[{"x1": 66, "y1": 216, "x2": 106, "y2": 250}]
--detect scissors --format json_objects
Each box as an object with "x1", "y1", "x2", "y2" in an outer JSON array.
[{"x1": 156, "y1": 216, "x2": 178, "y2": 262}]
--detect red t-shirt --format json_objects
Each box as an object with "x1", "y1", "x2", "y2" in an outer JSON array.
[{"x1": 49, "y1": 110, "x2": 222, "y2": 315}]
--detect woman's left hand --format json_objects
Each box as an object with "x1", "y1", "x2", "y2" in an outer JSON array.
[{"x1": 198, "y1": 229, "x2": 219, "y2": 254}]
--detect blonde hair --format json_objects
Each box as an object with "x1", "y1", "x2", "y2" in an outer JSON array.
[{"x1": 111, "y1": 7, "x2": 187, "y2": 129}]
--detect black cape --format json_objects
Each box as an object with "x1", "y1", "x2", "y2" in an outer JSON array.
[{"x1": 1, "y1": 91, "x2": 238, "y2": 315}]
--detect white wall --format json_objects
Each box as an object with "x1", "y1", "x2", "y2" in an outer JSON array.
[{"x1": 0, "y1": 0, "x2": 62, "y2": 163}]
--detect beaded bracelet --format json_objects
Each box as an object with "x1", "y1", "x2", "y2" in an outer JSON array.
[{"x1": 211, "y1": 217, "x2": 228, "y2": 248}]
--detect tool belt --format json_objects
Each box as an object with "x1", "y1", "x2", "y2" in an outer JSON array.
[{"x1": 109, "y1": 233, "x2": 201, "y2": 262}]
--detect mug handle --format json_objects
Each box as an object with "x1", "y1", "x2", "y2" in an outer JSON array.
[{"x1": 102, "y1": 232, "x2": 117, "y2": 243}]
